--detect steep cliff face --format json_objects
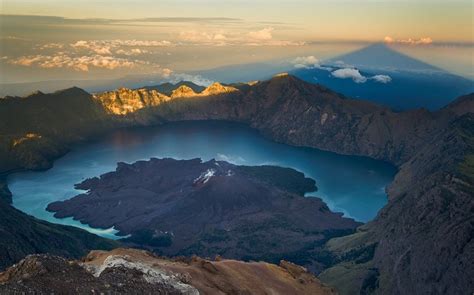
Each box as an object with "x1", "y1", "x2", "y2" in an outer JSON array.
[
  {"x1": 0, "y1": 198, "x2": 118, "y2": 271},
  {"x1": 0, "y1": 248, "x2": 335, "y2": 295},
  {"x1": 91, "y1": 82, "x2": 239, "y2": 115},
  {"x1": 0, "y1": 87, "x2": 112, "y2": 172}
]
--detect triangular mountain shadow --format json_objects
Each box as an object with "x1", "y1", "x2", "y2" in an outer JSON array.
[
  {"x1": 327, "y1": 43, "x2": 442, "y2": 72},
  {"x1": 291, "y1": 43, "x2": 473, "y2": 111}
]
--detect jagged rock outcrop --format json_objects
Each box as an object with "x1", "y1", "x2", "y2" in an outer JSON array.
[
  {"x1": 170, "y1": 85, "x2": 198, "y2": 98},
  {"x1": 91, "y1": 82, "x2": 239, "y2": 115},
  {"x1": 199, "y1": 82, "x2": 238, "y2": 96},
  {"x1": 47, "y1": 158, "x2": 359, "y2": 273},
  {"x1": 0, "y1": 248, "x2": 335, "y2": 294},
  {"x1": 93, "y1": 88, "x2": 170, "y2": 115}
]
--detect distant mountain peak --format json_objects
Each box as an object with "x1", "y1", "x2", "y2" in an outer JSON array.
[
  {"x1": 274, "y1": 72, "x2": 290, "y2": 77},
  {"x1": 200, "y1": 82, "x2": 238, "y2": 96},
  {"x1": 53, "y1": 86, "x2": 90, "y2": 97},
  {"x1": 143, "y1": 81, "x2": 205, "y2": 96},
  {"x1": 28, "y1": 90, "x2": 45, "y2": 96},
  {"x1": 170, "y1": 85, "x2": 198, "y2": 98}
]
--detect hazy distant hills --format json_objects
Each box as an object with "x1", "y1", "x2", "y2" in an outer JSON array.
[{"x1": 142, "y1": 81, "x2": 205, "y2": 96}]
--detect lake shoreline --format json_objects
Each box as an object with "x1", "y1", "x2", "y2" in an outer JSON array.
[{"x1": 7, "y1": 120, "x2": 396, "y2": 237}]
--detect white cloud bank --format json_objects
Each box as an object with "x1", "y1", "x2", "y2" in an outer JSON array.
[
  {"x1": 8, "y1": 54, "x2": 169, "y2": 73},
  {"x1": 371, "y1": 74, "x2": 392, "y2": 83},
  {"x1": 292, "y1": 56, "x2": 333, "y2": 70},
  {"x1": 331, "y1": 68, "x2": 392, "y2": 84},
  {"x1": 331, "y1": 68, "x2": 367, "y2": 83},
  {"x1": 179, "y1": 27, "x2": 304, "y2": 46},
  {"x1": 384, "y1": 36, "x2": 433, "y2": 45}
]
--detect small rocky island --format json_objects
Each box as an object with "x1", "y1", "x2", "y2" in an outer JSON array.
[{"x1": 47, "y1": 158, "x2": 360, "y2": 272}]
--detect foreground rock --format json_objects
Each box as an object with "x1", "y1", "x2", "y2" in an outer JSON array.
[
  {"x1": 0, "y1": 248, "x2": 335, "y2": 295},
  {"x1": 47, "y1": 158, "x2": 360, "y2": 273}
]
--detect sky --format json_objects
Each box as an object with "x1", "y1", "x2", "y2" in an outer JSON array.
[{"x1": 0, "y1": 0, "x2": 473, "y2": 84}]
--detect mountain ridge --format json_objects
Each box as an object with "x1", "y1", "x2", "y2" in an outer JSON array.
[{"x1": 0, "y1": 74, "x2": 473, "y2": 294}]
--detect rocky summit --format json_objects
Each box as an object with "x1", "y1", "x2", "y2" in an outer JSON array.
[
  {"x1": 0, "y1": 248, "x2": 335, "y2": 295},
  {"x1": 47, "y1": 158, "x2": 360, "y2": 273}
]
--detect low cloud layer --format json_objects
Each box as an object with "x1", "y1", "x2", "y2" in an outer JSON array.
[
  {"x1": 331, "y1": 68, "x2": 367, "y2": 83},
  {"x1": 8, "y1": 53, "x2": 168, "y2": 73},
  {"x1": 69, "y1": 40, "x2": 172, "y2": 56},
  {"x1": 384, "y1": 36, "x2": 433, "y2": 45},
  {"x1": 167, "y1": 73, "x2": 214, "y2": 86},
  {"x1": 179, "y1": 27, "x2": 304, "y2": 46},
  {"x1": 292, "y1": 56, "x2": 333, "y2": 70}
]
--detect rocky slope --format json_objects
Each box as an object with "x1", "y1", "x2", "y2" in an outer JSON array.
[
  {"x1": 0, "y1": 197, "x2": 118, "y2": 271},
  {"x1": 0, "y1": 88, "x2": 120, "y2": 271},
  {"x1": 93, "y1": 82, "x2": 238, "y2": 115},
  {"x1": 0, "y1": 74, "x2": 473, "y2": 294},
  {"x1": 47, "y1": 158, "x2": 359, "y2": 273},
  {"x1": 0, "y1": 87, "x2": 113, "y2": 172},
  {"x1": 0, "y1": 248, "x2": 335, "y2": 295}
]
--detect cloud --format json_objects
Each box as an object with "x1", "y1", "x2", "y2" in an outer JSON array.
[
  {"x1": 178, "y1": 28, "x2": 304, "y2": 46},
  {"x1": 38, "y1": 43, "x2": 65, "y2": 50},
  {"x1": 371, "y1": 74, "x2": 392, "y2": 83},
  {"x1": 34, "y1": 39, "x2": 175, "y2": 58},
  {"x1": 331, "y1": 68, "x2": 367, "y2": 83},
  {"x1": 0, "y1": 15, "x2": 242, "y2": 26},
  {"x1": 167, "y1": 73, "x2": 214, "y2": 86},
  {"x1": 384, "y1": 36, "x2": 433, "y2": 45},
  {"x1": 69, "y1": 40, "x2": 173, "y2": 55},
  {"x1": 8, "y1": 54, "x2": 154, "y2": 72},
  {"x1": 292, "y1": 56, "x2": 333, "y2": 70},
  {"x1": 247, "y1": 27, "x2": 274, "y2": 40},
  {"x1": 113, "y1": 40, "x2": 173, "y2": 47},
  {"x1": 331, "y1": 60, "x2": 353, "y2": 68},
  {"x1": 137, "y1": 17, "x2": 241, "y2": 24},
  {"x1": 71, "y1": 40, "x2": 112, "y2": 55},
  {"x1": 179, "y1": 31, "x2": 228, "y2": 44},
  {"x1": 116, "y1": 48, "x2": 149, "y2": 56},
  {"x1": 331, "y1": 68, "x2": 392, "y2": 84}
]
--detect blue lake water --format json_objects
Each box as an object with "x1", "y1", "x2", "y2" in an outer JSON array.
[{"x1": 8, "y1": 121, "x2": 397, "y2": 239}]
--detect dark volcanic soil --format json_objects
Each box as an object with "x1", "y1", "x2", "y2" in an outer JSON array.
[{"x1": 47, "y1": 158, "x2": 360, "y2": 273}]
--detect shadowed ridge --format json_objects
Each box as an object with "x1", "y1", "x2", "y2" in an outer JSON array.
[{"x1": 440, "y1": 92, "x2": 474, "y2": 116}]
